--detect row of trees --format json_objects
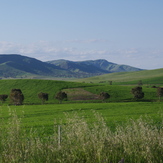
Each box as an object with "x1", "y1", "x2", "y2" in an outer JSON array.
[
  {"x1": 131, "y1": 86, "x2": 163, "y2": 101},
  {"x1": 0, "y1": 89, "x2": 24, "y2": 105},
  {"x1": 37, "y1": 91, "x2": 111, "y2": 104},
  {"x1": 0, "y1": 89, "x2": 110, "y2": 105},
  {"x1": 38, "y1": 91, "x2": 68, "y2": 104},
  {"x1": 0, "y1": 86, "x2": 163, "y2": 105},
  {"x1": 0, "y1": 89, "x2": 68, "y2": 105}
]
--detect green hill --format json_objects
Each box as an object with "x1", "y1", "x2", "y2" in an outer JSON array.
[
  {"x1": 0, "y1": 79, "x2": 92, "y2": 104},
  {"x1": 0, "y1": 79, "x2": 159, "y2": 104},
  {"x1": 47, "y1": 59, "x2": 142, "y2": 75},
  {"x1": 0, "y1": 54, "x2": 75, "y2": 78},
  {"x1": 76, "y1": 68, "x2": 163, "y2": 85}
]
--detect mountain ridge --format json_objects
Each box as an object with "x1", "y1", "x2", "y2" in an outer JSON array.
[
  {"x1": 47, "y1": 59, "x2": 143, "y2": 73},
  {"x1": 0, "y1": 54, "x2": 143, "y2": 78}
]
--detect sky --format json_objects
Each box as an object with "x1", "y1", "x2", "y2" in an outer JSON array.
[{"x1": 0, "y1": 0, "x2": 163, "y2": 69}]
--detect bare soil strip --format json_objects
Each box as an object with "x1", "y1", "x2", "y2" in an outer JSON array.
[{"x1": 63, "y1": 88, "x2": 99, "y2": 100}]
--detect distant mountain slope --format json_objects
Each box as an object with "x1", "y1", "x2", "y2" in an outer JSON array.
[
  {"x1": 0, "y1": 54, "x2": 72, "y2": 78},
  {"x1": 0, "y1": 54, "x2": 143, "y2": 79},
  {"x1": 47, "y1": 59, "x2": 142, "y2": 73},
  {"x1": 47, "y1": 59, "x2": 110, "y2": 74},
  {"x1": 76, "y1": 68, "x2": 163, "y2": 84}
]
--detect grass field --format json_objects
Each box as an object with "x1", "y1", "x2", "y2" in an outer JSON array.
[
  {"x1": 76, "y1": 68, "x2": 163, "y2": 85},
  {"x1": 0, "y1": 79, "x2": 95, "y2": 104},
  {"x1": 0, "y1": 79, "x2": 161, "y2": 105},
  {"x1": 0, "y1": 77, "x2": 163, "y2": 162},
  {"x1": 1, "y1": 102, "x2": 162, "y2": 134},
  {"x1": 0, "y1": 102, "x2": 163, "y2": 162}
]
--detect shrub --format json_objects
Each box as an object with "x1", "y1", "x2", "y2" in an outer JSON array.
[
  {"x1": 9, "y1": 89, "x2": 24, "y2": 105},
  {"x1": 131, "y1": 86, "x2": 144, "y2": 100},
  {"x1": 157, "y1": 87, "x2": 163, "y2": 101},
  {"x1": 38, "y1": 92, "x2": 49, "y2": 104},
  {"x1": 55, "y1": 91, "x2": 67, "y2": 104},
  {"x1": 99, "y1": 92, "x2": 110, "y2": 102},
  {"x1": 0, "y1": 94, "x2": 8, "y2": 103}
]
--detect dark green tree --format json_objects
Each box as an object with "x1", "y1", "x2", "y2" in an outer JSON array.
[
  {"x1": 99, "y1": 92, "x2": 110, "y2": 102},
  {"x1": 10, "y1": 89, "x2": 24, "y2": 105},
  {"x1": 55, "y1": 91, "x2": 67, "y2": 104},
  {"x1": 131, "y1": 86, "x2": 144, "y2": 100},
  {"x1": 38, "y1": 92, "x2": 48, "y2": 104},
  {"x1": 0, "y1": 94, "x2": 8, "y2": 104},
  {"x1": 157, "y1": 87, "x2": 163, "y2": 101}
]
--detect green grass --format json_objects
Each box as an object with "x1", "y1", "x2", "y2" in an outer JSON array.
[
  {"x1": 0, "y1": 102, "x2": 163, "y2": 162},
  {"x1": 84, "y1": 85, "x2": 158, "y2": 102},
  {"x1": 1, "y1": 102, "x2": 162, "y2": 134},
  {"x1": 0, "y1": 79, "x2": 160, "y2": 105},
  {"x1": 76, "y1": 68, "x2": 163, "y2": 85},
  {"x1": 0, "y1": 77, "x2": 162, "y2": 162},
  {"x1": 0, "y1": 79, "x2": 96, "y2": 104}
]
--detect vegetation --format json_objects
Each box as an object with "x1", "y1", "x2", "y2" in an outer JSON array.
[
  {"x1": 76, "y1": 68, "x2": 163, "y2": 84},
  {"x1": 137, "y1": 80, "x2": 143, "y2": 86},
  {"x1": 0, "y1": 110, "x2": 162, "y2": 163},
  {"x1": 99, "y1": 92, "x2": 110, "y2": 102},
  {"x1": 0, "y1": 94, "x2": 8, "y2": 103},
  {"x1": 0, "y1": 102, "x2": 162, "y2": 135},
  {"x1": 0, "y1": 55, "x2": 142, "y2": 79},
  {"x1": 55, "y1": 91, "x2": 67, "y2": 104},
  {"x1": 131, "y1": 86, "x2": 144, "y2": 100},
  {"x1": 0, "y1": 77, "x2": 162, "y2": 162},
  {"x1": 9, "y1": 89, "x2": 24, "y2": 105},
  {"x1": 38, "y1": 92, "x2": 49, "y2": 104},
  {"x1": 0, "y1": 79, "x2": 94, "y2": 105},
  {"x1": 157, "y1": 87, "x2": 163, "y2": 101},
  {"x1": 0, "y1": 62, "x2": 163, "y2": 162},
  {"x1": 0, "y1": 79, "x2": 162, "y2": 105}
]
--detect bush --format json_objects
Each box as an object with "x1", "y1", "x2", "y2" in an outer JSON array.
[
  {"x1": 9, "y1": 89, "x2": 24, "y2": 105},
  {"x1": 38, "y1": 92, "x2": 49, "y2": 104},
  {"x1": 131, "y1": 86, "x2": 144, "y2": 100},
  {"x1": 99, "y1": 92, "x2": 110, "y2": 102},
  {"x1": 157, "y1": 87, "x2": 163, "y2": 101},
  {"x1": 0, "y1": 94, "x2": 8, "y2": 103},
  {"x1": 55, "y1": 91, "x2": 67, "y2": 104}
]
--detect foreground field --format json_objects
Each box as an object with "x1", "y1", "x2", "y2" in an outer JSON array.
[
  {"x1": 0, "y1": 78, "x2": 163, "y2": 162},
  {"x1": 0, "y1": 102, "x2": 163, "y2": 163},
  {"x1": 1, "y1": 102, "x2": 163, "y2": 133}
]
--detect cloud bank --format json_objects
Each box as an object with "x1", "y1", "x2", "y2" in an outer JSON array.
[{"x1": 0, "y1": 41, "x2": 162, "y2": 69}]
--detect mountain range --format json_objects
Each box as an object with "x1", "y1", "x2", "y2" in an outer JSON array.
[{"x1": 0, "y1": 54, "x2": 143, "y2": 78}]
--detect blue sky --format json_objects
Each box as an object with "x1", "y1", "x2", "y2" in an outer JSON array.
[{"x1": 0, "y1": 0, "x2": 163, "y2": 69}]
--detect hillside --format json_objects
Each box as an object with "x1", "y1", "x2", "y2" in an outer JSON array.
[
  {"x1": 47, "y1": 59, "x2": 142, "y2": 74},
  {"x1": 0, "y1": 54, "x2": 74, "y2": 78},
  {"x1": 0, "y1": 79, "x2": 158, "y2": 104},
  {"x1": 0, "y1": 79, "x2": 92, "y2": 104},
  {"x1": 0, "y1": 54, "x2": 142, "y2": 79},
  {"x1": 76, "y1": 68, "x2": 163, "y2": 85}
]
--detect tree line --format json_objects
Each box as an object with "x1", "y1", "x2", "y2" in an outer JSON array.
[
  {"x1": 0, "y1": 89, "x2": 68, "y2": 105},
  {"x1": 0, "y1": 86, "x2": 163, "y2": 105}
]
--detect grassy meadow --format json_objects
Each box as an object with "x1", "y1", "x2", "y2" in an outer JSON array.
[
  {"x1": 0, "y1": 75, "x2": 163, "y2": 162},
  {"x1": 1, "y1": 102, "x2": 163, "y2": 133},
  {"x1": 0, "y1": 78, "x2": 160, "y2": 105},
  {"x1": 76, "y1": 68, "x2": 163, "y2": 85},
  {"x1": 0, "y1": 102, "x2": 163, "y2": 163}
]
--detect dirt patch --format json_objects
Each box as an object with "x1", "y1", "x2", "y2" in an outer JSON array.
[{"x1": 63, "y1": 88, "x2": 99, "y2": 101}]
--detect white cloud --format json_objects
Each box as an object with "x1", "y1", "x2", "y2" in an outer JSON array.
[
  {"x1": 0, "y1": 41, "x2": 162, "y2": 69},
  {"x1": 64, "y1": 39, "x2": 110, "y2": 44}
]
